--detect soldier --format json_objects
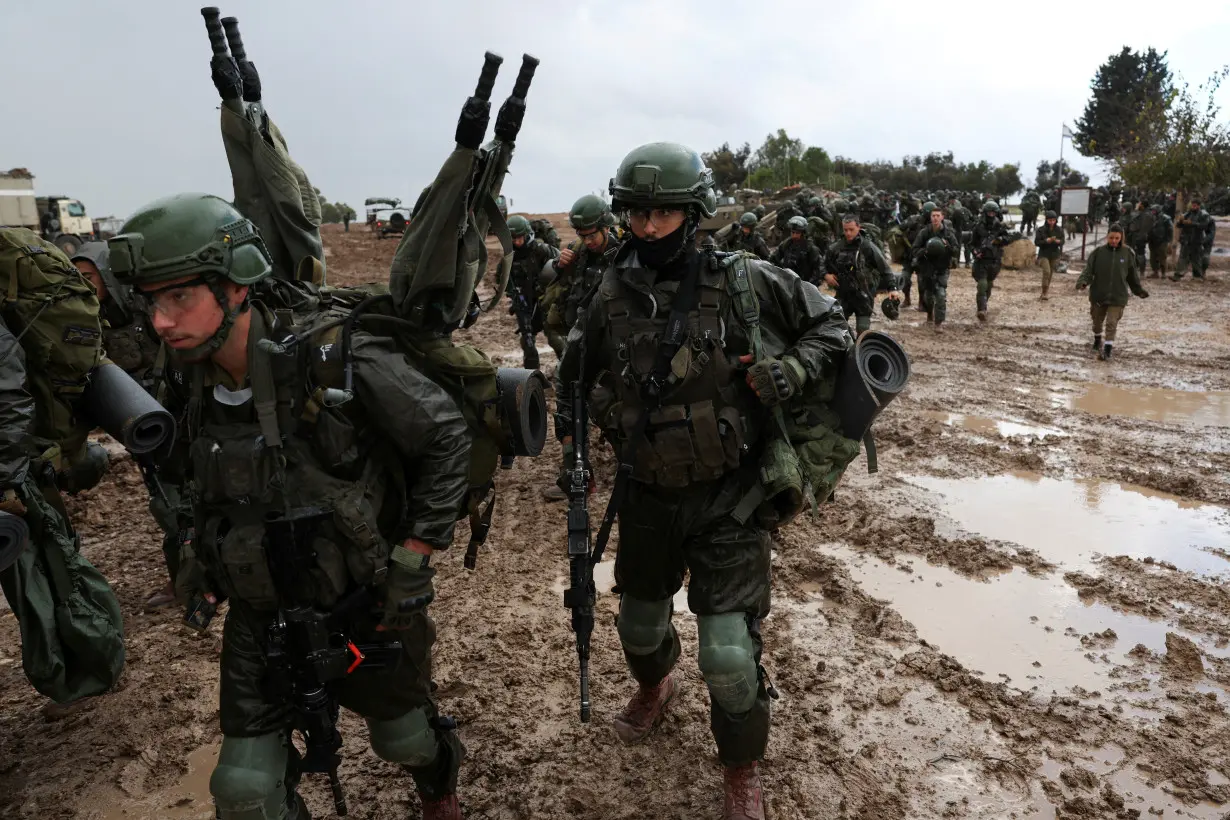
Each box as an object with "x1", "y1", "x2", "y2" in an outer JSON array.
[
  {"x1": 1127, "y1": 200, "x2": 1154, "y2": 269},
  {"x1": 542, "y1": 195, "x2": 618, "y2": 358},
  {"x1": 110, "y1": 193, "x2": 471, "y2": 820},
  {"x1": 70, "y1": 243, "x2": 182, "y2": 609},
  {"x1": 1077, "y1": 223, "x2": 1149, "y2": 361},
  {"x1": 970, "y1": 201, "x2": 1019, "y2": 322},
  {"x1": 342, "y1": 210, "x2": 351, "y2": 233},
  {"x1": 1019, "y1": 189, "x2": 1041, "y2": 235},
  {"x1": 909, "y1": 208, "x2": 959, "y2": 331},
  {"x1": 529, "y1": 217, "x2": 561, "y2": 250},
  {"x1": 1034, "y1": 211, "x2": 1065, "y2": 301},
  {"x1": 770, "y1": 215, "x2": 823, "y2": 285},
  {"x1": 1146, "y1": 204, "x2": 1173, "y2": 279},
  {"x1": 723, "y1": 212, "x2": 771, "y2": 258},
  {"x1": 506, "y1": 214, "x2": 559, "y2": 369},
  {"x1": 1173, "y1": 197, "x2": 1215, "y2": 281},
  {"x1": 947, "y1": 197, "x2": 972, "y2": 267},
  {"x1": 825, "y1": 214, "x2": 896, "y2": 334},
  {"x1": 556, "y1": 143, "x2": 851, "y2": 820}
]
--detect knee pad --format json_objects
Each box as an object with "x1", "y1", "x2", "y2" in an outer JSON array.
[
  {"x1": 617, "y1": 595, "x2": 672, "y2": 656},
  {"x1": 697, "y1": 613, "x2": 759, "y2": 714},
  {"x1": 210, "y1": 732, "x2": 290, "y2": 820},
  {"x1": 367, "y1": 707, "x2": 439, "y2": 768}
]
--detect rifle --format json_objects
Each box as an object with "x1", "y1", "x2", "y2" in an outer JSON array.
[
  {"x1": 263, "y1": 506, "x2": 403, "y2": 817},
  {"x1": 510, "y1": 284, "x2": 540, "y2": 367},
  {"x1": 562, "y1": 334, "x2": 594, "y2": 722}
]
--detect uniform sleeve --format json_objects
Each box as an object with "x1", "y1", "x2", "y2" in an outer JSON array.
[
  {"x1": 553, "y1": 294, "x2": 609, "y2": 440},
  {"x1": 1075, "y1": 250, "x2": 1095, "y2": 288},
  {"x1": 0, "y1": 315, "x2": 34, "y2": 489},
  {"x1": 863, "y1": 241, "x2": 893, "y2": 290},
  {"x1": 769, "y1": 241, "x2": 784, "y2": 265},
  {"x1": 822, "y1": 242, "x2": 839, "y2": 276},
  {"x1": 755, "y1": 236, "x2": 771, "y2": 259},
  {"x1": 352, "y1": 336, "x2": 471, "y2": 549},
  {"x1": 1126, "y1": 252, "x2": 1146, "y2": 296},
  {"x1": 751, "y1": 262, "x2": 851, "y2": 387}
]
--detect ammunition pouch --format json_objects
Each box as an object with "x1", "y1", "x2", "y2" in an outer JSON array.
[{"x1": 618, "y1": 399, "x2": 745, "y2": 489}]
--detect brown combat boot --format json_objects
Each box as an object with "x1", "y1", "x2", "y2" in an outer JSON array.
[
  {"x1": 722, "y1": 762, "x2": 767, "y2": 820},
  {"x1": 976, "y1": 309, "x2": 988, "y2": 323},
  {"x1": 613, "y1": 674, "x2": 678, "y2": 744},
  {"x1": 144, "y1": 581, "x2": 176, "y2": 610},
  {"x1": 420, "y1": 792, "x2": 463, "y2": 820}
]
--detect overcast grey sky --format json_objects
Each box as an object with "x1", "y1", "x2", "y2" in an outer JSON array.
[{"x1": 5, "y1": 0, "x2": 1229, "y2": 221}]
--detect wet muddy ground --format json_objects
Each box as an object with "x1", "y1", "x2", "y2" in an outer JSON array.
[{"x1": 1, "y1": 219, "x2": 1228, "y2": 819}]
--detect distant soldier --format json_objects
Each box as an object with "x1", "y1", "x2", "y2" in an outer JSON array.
[
  {"x1": 1146, "y1": 204, "x2": 1173, "y2": 279},
  {"x1": 825, "y1": 214, "x2": 895, "y2": 334},
  {"x1": 723, "y1": 212, "x2": 771, "y2": 258},
  {"x1": 1077, "y1": 224, "x2": 1149, "y2": 361},
  {"x1": 970, "y1": 201, "x2": 1020, "y2": 322},
  {"x1": 1033, "y1": 211, "x2": 1064, "y2": 301},
  {"x1": 542, "y1": 195, "x2": 617, "y2": 357},
  {"x1": 1173, "y1": 197, "x2": 1215, "y2": 281},
  {"x1": 948, "y1": 197, "x2": 972, "y2": 268},
  {"x1": 342, "y1": 210, "x2": 351, "y2": 233},
  {"x1": 1019, "y1": 190, "x2": 1042, "y2": 235},
  {"x1": 530, "y1": 217, "x2": 561, "y2": 250},
  {"x1": 909, "y1": 208, "x2": 959, "y2": 330},
  {"x1": 770, "y1": 216, "x2": 823, "y2": 285},
  {"x1": 1126, "y1": 200, "x2": 1153, "y2": 270},
  {"x1": 506, "y1": 215, "x2": 559, "y2": 369}
]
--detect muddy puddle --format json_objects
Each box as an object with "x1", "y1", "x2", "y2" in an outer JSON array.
[
  {"x1": 823, "y1": 544, "x2": 1226, "y2": 700},
  {"x1": 102, "y1": 742, "x2": 218, "y2": 819},
  {"x1": 1032, "y1": 747, "x2": 1228, "y2": 819},
  {"x1": 907, "y1": 472, "x2": 1230, "y2": 578},
  {"x1": 924, "y1": 410, "x2": 1067, "y2": 439},
  {"x1": 1061, "y1": 383, "x2": 1230, "y2": 427}
]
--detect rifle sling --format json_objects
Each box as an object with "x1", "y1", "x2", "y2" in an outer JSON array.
[{"x1": 590, "y1": 252, "x2": 705, "y2": 568}]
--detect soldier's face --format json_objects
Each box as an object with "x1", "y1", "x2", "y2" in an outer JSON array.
[
  {"x1": 791, "y1": 230, "x2": 804, "y2": 241},
  {"x1": 842, "y1": 222, "x2": 859, "y2": 241},
  {"x1": 140, "y1": 276, "x2": 246, "y2": 352},
  {"x1": 741, "y1": 226, "x2": 752, "y2": 235},
  {"x1": 514, "y1": 235, "x2": 527, "y2": 248},
  {"x1": 73, "y1": 259, "x2": 106, "y2": 302},
  {"x1": 1108, "y1": 232, "x2": 1122, "y2": 248},
  {"x1": 1047, "y1": 218, "x2": 1057, "y2": 227},
  {"x1": 578, "y1": 227, "x2": 606, "y2": 252},
  {"x1": 628, "y1": 207, "x2": 685, "y2": 239},
  {"x1": 930, "y1": 212, "x2": 943, "y2": 229}
]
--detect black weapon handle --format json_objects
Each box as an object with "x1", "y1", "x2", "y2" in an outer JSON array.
[
  {"x1": 220, "y1": 16, "x2": 246, "y2": 61},
  {"x1": 201, "y1": 8, "x2": 228, "y2": 57},
  {"x1": 475, "y1": 51, "x2": 503, "y2": 101},
  {"x1": 511, "y1": 54, "x2": 539, "y2": 100}
]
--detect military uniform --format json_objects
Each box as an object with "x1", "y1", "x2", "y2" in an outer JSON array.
[
  {"x1": 824, "y1": 229, "x2": 892, "y2": 334},
  {"x1": 910, "y1": 223, "x2": 959, "y2": 326},
  {"x1": 1174, "y1": 206, "x2": 1215, "y2": 280},
  {"x1": 1019, "y1": 191, "x2": 1041, "y2": 235},
  {"x1": 948, "y1": 202, "x2": 972, "y2": 266},
  {"x1": 506, "y1": 216, "x2": 560, "y2": 369},
  {"x1": 970, "y1": 204, "x2": 1019, "y2": 320},
  {"x1": 1127, "y1": 205, "x2": 1154, "y2": 267},
  {"x1": 723, "y1": 226, "x2": 771, "y2": 259},
  {"x1": 111, "y1": 194, "x2": 470, "y2": 820},
  {"x1": 529, "y1": 217, "x2": 561, "y2": 249},
  {"x1": 1147, "y1": 208, "x2": 1174, "y2": 278},
  {"x1": 1078, "y1": 238, "x2": 1149, "y2": 360},
  {"x1": 770, "y1": 234, "x2": 823, "y2": 285},
  {"x1": 557, "y1": 143, "x2": 851, "y2": 820},
  {"x1": 1034, "y1": 218, "x2": 1065, "y2": 299}
]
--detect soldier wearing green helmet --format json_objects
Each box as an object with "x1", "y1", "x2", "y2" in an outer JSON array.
[
  {"x1": 505, "y1": 214, "x2": 560, "y2": 369},
  {"x1": 970, "y1": 199, "x2": 1021, "y2": 321},
  {"x1": 909, "y1": 207, "x2": 960, "y2": 330},
  {"x1": 541, "y1": 195, "x2": 618, "y2": 358},
  {"x1": 769, "y1": 215, "x2": 823, "y2": 285},
  {"x1": 110, "y1": 192, "x2": 472, "y2": 820},
  {"x1": 723, "y1": 211, "x2": 771, "y2": 258},
  {"x1": 555, "y1": 142, "x2": 851, "y2": 820},
  {"x1": 824, "y1": 213, "x2": 899, "y2": 334}
]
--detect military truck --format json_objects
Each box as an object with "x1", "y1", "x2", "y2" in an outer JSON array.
[
  {"x1": 364, "y1": 196, "x2": 412, "y2": 239},
  {"x1": 696, "y1": 193, "x2": 744, "y2": 242},
  {"x1": 0, "y1": 169, "x2": 95, "y2": 254}
]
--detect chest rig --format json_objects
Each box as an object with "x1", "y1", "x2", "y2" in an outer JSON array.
[
  {"x1": 183, "y1": 306, "x2": 395, "y2": 610},
  {"x1": 601, "y1": 255, "x2": 754, "y2": 488}
]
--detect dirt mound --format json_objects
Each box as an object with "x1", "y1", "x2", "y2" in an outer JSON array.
[
  {"x1": 999, "y1": 237, "x2": 1037, "y2": 269},
  {"x1": 1163, "y1": 632, "x2": 1205, "y2": 678}
]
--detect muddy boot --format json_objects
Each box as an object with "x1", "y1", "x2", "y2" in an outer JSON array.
[
  {"x1": 901, "y1": 292, "x2": 911, "y2": 308},
  {"x1": 1100, "y1": 342, "x2": 1113, "y2": 361},
  {"x1": 613, "y1": 674, "x2": 678, "y2": 744},
  {"x1": 722, "y1": 762, "x2": 767, "y2": 820},
  {"x1": 933, "y1": 320, "x2": 944, "y2": 334},
  {"x1": 976, "y1": 309, "x2": 987, "y2": 323},
  {"x1": 420, "y1": 793, "x2": 463, "y2": 820},
  {"x1": 144, "y1": 581, "x2": 176, "y2": 610},
  {"x1": 1092, "y1": 334, "x2": 1102, "y2": 352},
  {"x1": 1040, "y1": 285, "x2": 1049, "y2": 301}
]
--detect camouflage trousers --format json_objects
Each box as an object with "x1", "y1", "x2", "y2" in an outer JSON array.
[
  {"x1": 972, "y1": 261, "x2": 1001, "y2": 312},
  {"x1": 1175, "y1": 244, "x2": 1208, "y2": 279},
  {"x1": 836, "y1": 285, "x2": 873, "y2": 334},
  {"x1": 1148, "y1": 242, "x2": 1169, "y2": 275},
  {"x1": 917, "y1": 266, "x2": 950, "y2": 324}
]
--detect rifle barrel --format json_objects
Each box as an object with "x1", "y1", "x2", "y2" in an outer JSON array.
[
  {"x1": 475, "y1": 52, "x2": 503, "y2": 101},
  {"x1": 200, "y1": 7, "x2": 228, "y2": 57},
  {"x1": 220, "y1": 16, "x2": 247, "y2": 61},
  {"x1": 511, "y1": 54, "x2": 539, "y2": 99}
]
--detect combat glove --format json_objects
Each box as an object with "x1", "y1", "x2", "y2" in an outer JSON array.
[
  {"x1": 745, "y1": 356, "x2": 805, "y2": 407},
  {"x1": 380, "y1": 545, "x2": 436, "y2": 630}
]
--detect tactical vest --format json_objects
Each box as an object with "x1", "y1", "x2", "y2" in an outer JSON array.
[
  {"x1": 600, "y1": 259, "x2": 756, "y2": 489},
  {"x1": 100, "y1": 298, "x2": 160, "y2": 381},
  {"x1": 183, "y1": 306, "x2": 398, "y2": 611},
  {"x1": 565, "y1": 242, "x2": 617, "y2": 324},
  {"x1": 832, "y1": 238, "x2": 867, "y2": 291},
  {"x1": 777, "y1": 240, "x2": 819, "y2": 283}
]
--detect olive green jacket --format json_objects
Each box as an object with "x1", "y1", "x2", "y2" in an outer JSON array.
[{"x1": 1077, "y1": 244, "x2": 1146, "y2": 307}]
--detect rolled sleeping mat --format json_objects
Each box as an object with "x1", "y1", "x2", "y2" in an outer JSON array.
[
  {"x1": 833, "y1": 330, "x2": 910, "y2": 442},
  {"x1": 496, "y1": 367, "x2": 548, "y2": 457},
  {"x1": 82, "y1": 363, "x2": 177, "y2": 455},
  {"x1": 0, "y1": 510, "x2": 29, "y2": 573}
]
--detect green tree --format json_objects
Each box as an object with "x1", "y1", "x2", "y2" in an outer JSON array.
[
  {"x1": 1073, "y1": 47, "x2": 1172, "y2": 161},
  {"x1": 338, "y1": 202, "x2": 357, "y2": 222},
  {"x1": 750, "y1": 129, "x2": 805, "y2": 187},
  {"x1": 702, "y1": 142, "x2": 752, "y2": 190},
  {"x1": 1035, "y1": 160, "x2": 1088, "y2": 189},
  {"x1": 799, "y1": 146, "x2": 832, "y2": 183},
  {"x1": 320, "y1": 201, "x2": 341, "y2": 223},
  {"x1": 991, "y1": 163, "x2": 1025, "y2": 198}
]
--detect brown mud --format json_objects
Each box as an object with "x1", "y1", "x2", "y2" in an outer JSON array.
[{"x1": 1, "y1": 219, "x2": 1229, "y2": 818}]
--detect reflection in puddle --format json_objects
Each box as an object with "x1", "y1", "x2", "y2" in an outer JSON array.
[
  {"x1": 826, "y1": 544, "x2": 1226, "y2": 697},
  {"x1": 907, "y1": 472, "x2": 1230, "y2": 578},
  {"x1": 1062, "y1": 383, "x2": 1230, "y2": 427},
  {"x1": 103, "y1": 742, "x2": 218, "y2": 820},
  {"x1": 925, "y1": 411, "x2": 1067, "y2": 439}
]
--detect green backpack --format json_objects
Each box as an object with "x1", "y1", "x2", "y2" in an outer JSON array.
[{"x1": 0, "y1": 228, "x2": 125, "y2": 703}]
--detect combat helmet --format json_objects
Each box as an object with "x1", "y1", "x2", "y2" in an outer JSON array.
[
  {"x1": 739, "y1": 212, "x2": 759, "y2": 228},
  {"x1": 752, "y1": 205, "x2": 766, "y2": 219},
  {"x1": 981, "y1": 201, "x2": 1000, "y2": 216},
  {"x1": 787, "y1": 215, "x2": 808, "y2": 233},
  {"x1": 921, "y1": 200, "x2": 938, "y2": 216},
  {"x1": 568, "y1": 194, "x2": 613, "y2": 231},
  {"x1": 507, "y1": 214, "x2": 533, "y2": 239},
  {"x1": 107, "y1": 193, "x2": 274, "y2": 359},
  {"x1": 609, "y1": 142, "x2": 717, "y2": 218},
  {"x1": 925, "y1": 236, "x2": 948, "y2": 260},
  {"x1": 808, "y1": 196, "x2": 822, "y2": 208},
  {"x1": 1044, "y1": 210, "x2": 1057, "y2": 220},
  {"x1": 832, "y1": 199, "x2": 849, "y2": 215}
]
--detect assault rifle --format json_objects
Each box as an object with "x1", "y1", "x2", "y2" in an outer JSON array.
[
  {"x1": 509, "y1": 284, "x2": 540, "y2": 369},
  {"x1": 264, "y1": 506, "x2": 402, "y2": 817},
  {"x1": 201, "y1": 8, "x2": 267, "y2": 137},
  {"x1": 562, "y1": 336, "x2": 594, "y2": 722}
]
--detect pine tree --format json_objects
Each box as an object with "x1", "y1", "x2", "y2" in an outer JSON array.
[{"x1": 1074, "y1": 47, "x2": 1172, "y2": 161}]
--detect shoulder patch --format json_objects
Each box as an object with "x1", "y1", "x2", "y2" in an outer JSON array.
[{"x1": 62, "y1": 325, "x2": 101, "y2": 346}]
